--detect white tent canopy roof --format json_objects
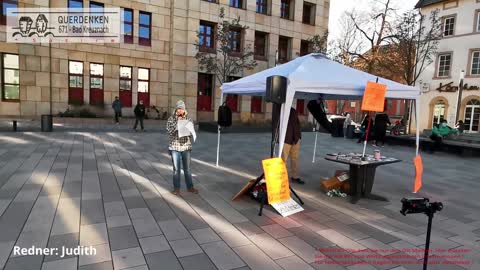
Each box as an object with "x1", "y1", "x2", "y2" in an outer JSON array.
[
  {"x1": 221, "y1": 53, "x2": 420, "y2": 100},
  {"x1": 216, "y1": 53, "x2": 421, "y2": 171}
]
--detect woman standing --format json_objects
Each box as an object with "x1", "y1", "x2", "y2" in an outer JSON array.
[{"x1": 166, "y1": 100, "x2": 198, "y2": 195}]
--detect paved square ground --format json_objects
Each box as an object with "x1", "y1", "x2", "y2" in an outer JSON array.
[{"x1": 0, "y1": 131, "x2": 478, "y2": 270}]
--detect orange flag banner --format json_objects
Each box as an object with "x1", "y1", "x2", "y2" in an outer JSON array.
[
  {"x1": 361, "y1": 82, "x2": 387, "y2": 112},
  {"x1": 413, "y1": 155, "x2": 423, "y2": 193}
]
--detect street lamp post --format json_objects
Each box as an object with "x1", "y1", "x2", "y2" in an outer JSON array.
[{"x1": 455, "y1": 70, "x2": 465, "y2": 123}]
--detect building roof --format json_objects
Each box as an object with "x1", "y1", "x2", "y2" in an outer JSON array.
[{"x1": 415, "y1": 0, "x2": 445, "y2": 8}]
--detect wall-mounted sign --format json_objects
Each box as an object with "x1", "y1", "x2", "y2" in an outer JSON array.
[{"x1": 436, "y1": 82, "x2": 480, "y2": 92}]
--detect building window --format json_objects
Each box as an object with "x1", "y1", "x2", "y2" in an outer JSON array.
[
  {"x1": 199, "y1": 21, "x2": 216, "y2": 52},
  {"x1": 138, "y1": 68, "x2": 150, "y2": 106},
  {"x1": 1, "y1": 0, "x2": 17, "y2": 25},
  {"x1": 198, "y1": 73, "x2": 214, "y2": 111},
  {"x1": 303, "y1": 2, "x2": 316, "y2": 25},
  {"x1": 1, "y1": 54, "x2": 19, "y2": 101},
  {"x1": 443, "y1": 16, "x2": 455, "y2": 37},
  {"x1": 281, "y1": 0, "x2": 294, "y2": 20},
  {"x1": 300, "y1": 40, "x2": 312, "y2": 56},
  {"x1": 68, "y1": 0, "x2": 83, "y2": 35},
  {"x1": 471, "y1": 51, "x2": 480, "y2": 75},
  {"x1": 89, "y1": 63, "x2": 104, "y2": 106},
  {"x1": 477, "y1": 11, "x2": 480, "y2": 32},
  {"x1": 89, "y1": 2, "x2": 103, "y2": 38},
  {"x1": 432, "y1": 101, "x2": 445, "y2": 127},
  {"x1": 251, "y1": 96, "x2": 263, "y2": 113},
  {"x1": 464, "y1": 99, "x2": 480, "y2": 132},
  {"x1": 139, "y1": 11, "x2": 151, "y2": 46},
  {"x1": 278, "y1": 36, "x2": 291, "y2": 64},
  {"x1": 437, "y1": 53, "x2": 452, "y2": 77},
  {"x1": 89, "y1": 1, "x2": 103, "y2": 8},
  {"x1": 69, "y1": 61, "x2": 84, "y2": 105},
  {"x1": 230, "y1": 0, "x2": 243, "y2": 9},
  {"x1": 68, "y1": 0, "x2": 83, "y2": 8},
  {"x1": 122, "y1": 8, "x2": 133, "y2": 44},
  {"x1": 229, "y1": 28, "x2": 242, "y2": 53},
  {"x1": 254, "y1": 31, "x2": 268, "y2": 60},
  {"x1": 302, "y1": 2, "x2": 316, "y2": 25},
  {"x1": 226, "y1": 76, "x2": 240, "y2": 113},
  {"x1": 256, "y1": 0, "x2": 268, "y2": 15},
  {"x1": 119, "y1": 66, "x2": 132, "y2": 107}
]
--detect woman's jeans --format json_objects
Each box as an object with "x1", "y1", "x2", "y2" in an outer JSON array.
[{"x1": 170, "y1": 150, "x2": 193, "y2": 190}]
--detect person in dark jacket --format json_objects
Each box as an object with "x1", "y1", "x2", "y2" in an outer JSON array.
[
  {"x1": 112, "y1": 96, "x2": 122, "y2": 124},
  {"x1": 133, "y1": 100, "x2": 146, "y2": 131},
  {"x1": 373, "y1": 109, "x2": 391, "y2": 147},
  {"x1": 281, "y1": 108, "x2": 304, "y2": 184}
]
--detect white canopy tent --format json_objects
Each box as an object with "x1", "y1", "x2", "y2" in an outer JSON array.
[{"x1": 218, "y1": 53, "x2": 421, "y2": 165}]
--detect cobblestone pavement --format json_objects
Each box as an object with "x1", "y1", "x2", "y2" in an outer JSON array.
[{"x1": 0, "y1": 131, "x2": 478, "y2": 270}]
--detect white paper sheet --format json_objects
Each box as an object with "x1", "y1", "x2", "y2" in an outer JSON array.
[
  {"x1": 177, "y1": 120, "x2": 196, "y2": 142},
  {"x1": 185, "y1": 121, "x2": 197, "y2": 142}
]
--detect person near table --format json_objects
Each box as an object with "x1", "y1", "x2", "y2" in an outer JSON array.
[
  {"x1": 112, "y1": 96, "x2": 122, "y2": 124},
  {"x1": 133, "y1": 100, "x2": 146, "y2": 131},
  {"x1": 429, "y1": 120, "x2": 458, "y2": 153},
  {"x1": 343, "y1": 112, "x2": 352, "y2": 138},
  {"x1": 455, "y1": 120, "x2": 465, "y2": 134},
  {"x1": 372, "y1": 109, "x2": 391, "y2": 147},
  {"x1": 281, "y1": 107, "x2": 305, "y2": 184},
  {"x1": 166, "y1": 100, "x2": 198, "y2": 195},
  {"x1": 357, "y1": 113, "x2": 373, "y2": 143}
]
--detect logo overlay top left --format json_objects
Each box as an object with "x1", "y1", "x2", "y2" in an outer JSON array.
[{"x1": 6, "y1": 8, "x2": 122, "y2": 43}]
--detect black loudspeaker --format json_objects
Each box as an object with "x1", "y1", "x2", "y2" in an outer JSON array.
[
  {"x1": 266, "y1": 76, "x2": 287, "y2": 104},
  {"x1": 218, "y1": 104, "x2": 232, "y2": 127}
]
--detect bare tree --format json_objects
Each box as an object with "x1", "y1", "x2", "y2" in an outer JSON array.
[
  {"x1": 195, "y1": 7, "x2": 257, "y2": 85},
  {"x1": 330, "y1": 12, "x2": 360, "y2": 66},
  {"x1": 308, "y1": 31, "x2": 329, "y2": 54},
  {"x1": 389, "y1": 9, "x2": 442, "y2": 86},
  {"x1": 345, "y1": 0, "x2": 397, "y2": 72}
]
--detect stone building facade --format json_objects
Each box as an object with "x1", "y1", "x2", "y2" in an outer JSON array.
[
  {"x1": 0, "y1": 0, "x2": 329, "y2": 122},
  {"x1": 416, "y1": 0, "x2": 480, "y2": 133}
]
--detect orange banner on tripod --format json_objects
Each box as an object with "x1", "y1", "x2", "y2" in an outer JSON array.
[
  {"x1": 361, "y1": 82, "x2": 387, "y2": 112},
  {"x1": 262, "y1": 158, "x2": 290, "y2": 204}
]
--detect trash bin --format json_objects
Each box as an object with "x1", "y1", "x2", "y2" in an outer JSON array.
[
  {"x1": 346, "y1": 125, "x2": 355, "y2": 139},
  {"x1": 41, "y1": 114, "x2": 53, "y2": 132},
  {"x1": 331, "y1": 118, "x2": 345, "y2": 137}
]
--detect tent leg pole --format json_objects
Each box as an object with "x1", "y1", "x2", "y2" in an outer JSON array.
[
  {"x1": 216, "y1": 94, "x2": 224, "y2": 167},
  {"x1": 216, "y1": 126, "x2": 221, "y2": 167},
  {"x1": 313, "y1": 130, "x2": 318, "y2": 163}
]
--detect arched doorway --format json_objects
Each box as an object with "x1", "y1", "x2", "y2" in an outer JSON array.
[
  {"x1": 429, "y1": 97, "x2": 448, "y2": 128},
  {"x1": 464, "y1": 99, "x2": 480, "y2": 133}
]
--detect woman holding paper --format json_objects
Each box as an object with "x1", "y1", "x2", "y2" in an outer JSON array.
[{"x1": 166, "y1": 100, "x2": 198, "y2": 195}]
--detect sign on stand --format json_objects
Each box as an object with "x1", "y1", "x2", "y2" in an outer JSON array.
[
  {"x1": 361, "y1": 82, "x2": 387, "y2": 112},
  {"x1": 271, "y1": 199, "x2": 304, "y2": 217},
  {"x1": 262, "y1": 158, "x2": 303, "y2": 217}
]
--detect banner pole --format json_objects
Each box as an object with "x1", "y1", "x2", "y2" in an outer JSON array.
[{"x1": 362, "y1": 112, "x2": 372, "y2": 157}]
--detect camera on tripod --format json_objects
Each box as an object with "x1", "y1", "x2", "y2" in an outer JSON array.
[
  {"x1": 400, "y1": 198, "x2": 443, "y2": 216},
  {"x1": 399, "y1": 197, "x2": 444, "y2": 270}
]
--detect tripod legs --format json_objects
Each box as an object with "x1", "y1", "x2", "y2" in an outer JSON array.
[
  {"x1": 423, "y1": 213, "x2": 434, "y2": 270},
  {"x1": 258, "y1": 191, "x2": 267, "y2": 216},
  {"x1": 290, "y1": 187, "x2": 304, "y2": 205}
]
